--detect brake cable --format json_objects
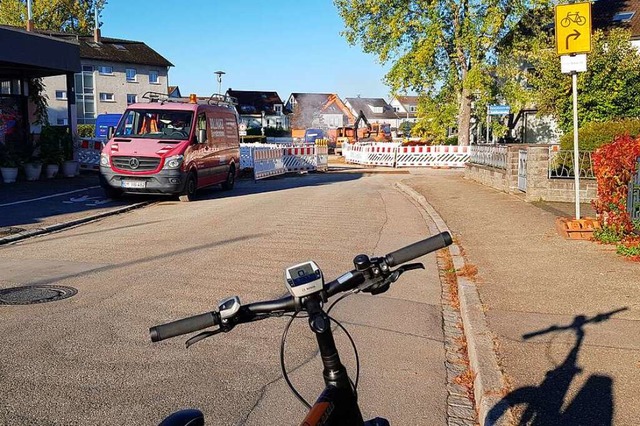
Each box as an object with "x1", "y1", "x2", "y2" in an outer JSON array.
[{"x1": 279, "y1": 310, "x2": 361, "y2": 409}]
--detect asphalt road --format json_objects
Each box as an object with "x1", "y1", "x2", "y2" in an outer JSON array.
[
  {"x1": 0, "y1": 172, "x2": 448, "y2": 425},
  {"x1": 0, "y1": 173, "x2": 144, "y2": 235}
]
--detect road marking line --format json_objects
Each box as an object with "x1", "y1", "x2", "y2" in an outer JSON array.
[{"x1": 0, "y1": 186, "x2": 101, "y2": 207}]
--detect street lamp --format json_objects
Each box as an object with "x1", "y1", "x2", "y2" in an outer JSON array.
[{"x1": 214, "y1": 71, "x2": 225, "y2": 95}]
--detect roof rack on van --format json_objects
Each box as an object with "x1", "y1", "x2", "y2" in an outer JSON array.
[
  {"x1": 207, "y1": 93, "x2": 238, "y2": 107},
  {"x1": 142, "y1": 91, "x2": 174, "y2": 103}
]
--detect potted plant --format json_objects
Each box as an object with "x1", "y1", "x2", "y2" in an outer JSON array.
[
  {"x1": 39, "y1": 125, "x2": 64, "y2": 178},
  {"x1": 61, "y1": 127, "x2": 78, "y2": 177},
  {"x1": 23, "y1": 157, "x2": 42, "y2": 181},
  {"x1": 21, "y1": 134, "x2": 42, "y2": 181},
  {"x1": 0, "y1": 146, "x2": 20, "y2": 183}
]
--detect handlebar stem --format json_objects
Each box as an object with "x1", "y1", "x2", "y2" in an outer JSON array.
[{"x1": 305, "y1": 296, "x2": 352, "y2": 390}]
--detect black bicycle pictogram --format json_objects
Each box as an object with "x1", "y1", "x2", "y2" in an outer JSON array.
[{"x1": 561, "y1": 11, "x2": 587, "y2": 27}]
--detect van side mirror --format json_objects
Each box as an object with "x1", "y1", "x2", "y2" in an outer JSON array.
[
  {"x1": 197, "y1": 129, "x2": 206, "y2": 144},
  {"x1": 108, "y1": 126, "x2": 115, "y2": 139}
]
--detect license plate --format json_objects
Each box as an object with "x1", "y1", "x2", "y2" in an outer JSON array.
[{"x1": 121, "y1": 180, "x2": 146, "y2": 189}]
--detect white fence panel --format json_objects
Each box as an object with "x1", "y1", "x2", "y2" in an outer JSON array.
[
  {"x1": 365, "y1": 143, "x2": 400, "y2": 167},
  {"x1": 283, "y1": 146, "x2": 317, "y2": 172},
  {"x1": 76, "y1": 137, "x2": 106, "y2": 171},
  {"x1": 316, "y1": 144, "x2": 329, "y2": 172},
  {"x1": 253, "y1": 147, "x2": 286, "y2": 180},
  {"x1": 394, "y1": 145, "x2": 470, "y2": 168}
]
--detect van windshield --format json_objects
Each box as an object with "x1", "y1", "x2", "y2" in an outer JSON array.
[{"x1": 114, "y1": 109, "x2": 194, "y2": 140}]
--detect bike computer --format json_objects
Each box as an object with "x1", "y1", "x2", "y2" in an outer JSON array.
[
  {"x1": 285, "y1": 261, "x2": 324, "y2": 298},
  {"x1": 218, "y1": 296, "x2": 241, "y2": 320}
]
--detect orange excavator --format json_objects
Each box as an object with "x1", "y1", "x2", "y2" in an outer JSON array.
[{"x1": 332, "y1": 110, "x2": 391, "y2": 154}]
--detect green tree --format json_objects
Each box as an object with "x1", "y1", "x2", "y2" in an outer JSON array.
[
  {"x1": 0, "y1": 0, "x2": 105, "y2": 34},
  {"x1": 334, "y1": 0, "x2": 549, "y2": 145},
  {"x1": 499, "y1": 13, "x2": 640, "y2": 134}
]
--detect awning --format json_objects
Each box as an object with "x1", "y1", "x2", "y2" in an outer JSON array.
[{"x1": 0, "y1": 26, "x2": 80, "y2": 79}]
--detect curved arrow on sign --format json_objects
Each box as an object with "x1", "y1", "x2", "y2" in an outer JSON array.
[{"x1": 566, "y1": 29, "x2": 581, "y2": 50}]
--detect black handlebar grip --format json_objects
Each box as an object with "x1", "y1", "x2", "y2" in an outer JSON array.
[
  {"x1": 385, "y1": 231, "x2": 453, "y2": 267},
  {"x1": 150, "y1": 312, "x2": 218, "y2": 342}
]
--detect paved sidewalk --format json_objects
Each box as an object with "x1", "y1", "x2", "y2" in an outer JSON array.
[{"x1": 403, "y1": 170, "x2": 639, "y2": 425}]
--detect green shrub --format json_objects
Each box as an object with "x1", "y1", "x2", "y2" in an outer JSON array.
[
  {"x1": 39, "y1": 125, "x2": 70, "y2": 165},
  {"x1": 443, "y1": 136, "x2": 458, "y2": 145},
  {"x1": 593, "y1": 227, "x2": 623, "y2": 244},
  {"x1": 77, "y1": 124, "x2": 95, "y2": 138},
  {"x1": 559, "y1": 118, "x2": 640, "y2": 151},
  {"x1": 616, "y1": 241, "x2": 640, "y2": 258}
]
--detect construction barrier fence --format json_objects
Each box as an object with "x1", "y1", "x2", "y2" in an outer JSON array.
[
  {"x1": 241, "y1": 143, "x2": 329, "y2": 181},
  {"x1": 342, "y1": 143, "x2": 470, "y2": 168},
  {"x1": 75, "y1": 137, "x2": 106, "y2": 171}
]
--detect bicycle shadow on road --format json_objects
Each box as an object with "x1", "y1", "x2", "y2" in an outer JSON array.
[{"x1": 485, "y1": 308, "x2": 628, "y2": 426}]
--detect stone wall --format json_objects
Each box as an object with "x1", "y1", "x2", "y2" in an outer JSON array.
[{"x1": 465, "y1": 144, "x2": 598, "y2": 203}]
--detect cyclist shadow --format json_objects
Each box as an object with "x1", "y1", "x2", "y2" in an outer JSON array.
[{"x1": 486, "y1": 308, "x2": 628, "y2": 426}]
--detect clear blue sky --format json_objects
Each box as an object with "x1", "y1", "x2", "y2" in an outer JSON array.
[{"x1": 101, "y1": 1, "x2": 393, "y2": 102}]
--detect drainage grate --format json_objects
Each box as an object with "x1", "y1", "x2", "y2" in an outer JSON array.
[{"x1": 0, "y1": 285, "x2": 78, "y2": 305}]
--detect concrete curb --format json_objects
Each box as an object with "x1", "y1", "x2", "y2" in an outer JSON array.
[
  {"x1": 396, "y1": 182, "x2": 513, "y2": 426},
  {"x1": 0, "y1": 201, "x2": 151, "y2": 246}
]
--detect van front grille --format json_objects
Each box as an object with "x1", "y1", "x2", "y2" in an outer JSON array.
[{"x1": 112, "y1": 156, "x2": 160, "y2": 171}]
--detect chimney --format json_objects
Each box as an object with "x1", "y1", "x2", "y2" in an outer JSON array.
[
  {"x1": 93, "y1": 6, "x2": 101, "y2": 42},
  {"x1": 26, "y1": 0, "x2": 33, "y2": 31}
]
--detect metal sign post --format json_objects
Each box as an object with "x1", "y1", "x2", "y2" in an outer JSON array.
[
  {"x1": 556, "y1": 1, "x2": 591, "y2": 219},
  {"x1": 571, "y1": 72, "x2": 581, "y2": 219}
]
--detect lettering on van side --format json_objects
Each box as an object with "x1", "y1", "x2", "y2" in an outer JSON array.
[{"x1": 210, "y1": 118, "x2": 226, "y2": 138}]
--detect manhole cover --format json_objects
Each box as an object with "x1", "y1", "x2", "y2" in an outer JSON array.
[{"x1": 0, "y1": 285, "x2": 78, "y2": 305}]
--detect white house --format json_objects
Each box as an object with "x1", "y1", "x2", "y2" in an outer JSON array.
[{"x1": 343, "y1": 97, "x2": 399, "y2": 128}]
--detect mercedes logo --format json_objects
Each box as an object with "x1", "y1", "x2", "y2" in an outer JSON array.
[{"x1": 129, "y1": 158, "x2": 140, "y2": 169}]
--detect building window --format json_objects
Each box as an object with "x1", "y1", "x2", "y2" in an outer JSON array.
[
  {"x1": 127, "y1": 94, "x2": 137, "y2": 104},
  {"x1": 55, "y1": 90, "x2": 67, "y2": 100},
  {"x1": 126, "y1": 68, "x2": 137, "y2": 82},
  {"x1": 149, "y1": 71, "x2": 159, "y2": 84},
  {"x1": 99, "y1": 92, "x2": 115, "y2": 102},
  {"x1": 98, "y1": 66, "x2": 113, "y2": 75},
  {"x1": 274, "y1": 104, "x2": 283, "y2": 115},
  {"x1": 56, "y1": 118, "x2": 68, "y2": 125},
  {"x1": 409, "y1": 106, "x2": 417, "y2": 113},
  {"x1": 613, "y1": 11, "x2": 636, "y2": 22},
  {"x1": 75, "y1": 68, "x2": 95, "y2": 124}
]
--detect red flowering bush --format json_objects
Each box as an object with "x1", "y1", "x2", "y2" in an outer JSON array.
[{"x1": 591, "y1": 134, "x2": 640, "y2": 236}]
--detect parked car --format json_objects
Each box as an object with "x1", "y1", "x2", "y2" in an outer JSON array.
[{"x1": 99, "y1": 93, "x2": 240, "y2": 202}]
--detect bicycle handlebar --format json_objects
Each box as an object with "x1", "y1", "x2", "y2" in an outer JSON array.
[
  {"x1": 384, "y1": 232, "x2": 452, "y2": 267},
  {"x1": 149, "y1": 231, "x2": 452, "y2": 342},
  {"x1": 150, "y1": 312, "x2": 219, "y2": 342}
]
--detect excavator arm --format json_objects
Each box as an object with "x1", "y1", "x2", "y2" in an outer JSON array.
[{"x1": 353, "y1": 110, "x2": 371, "y2": 142}]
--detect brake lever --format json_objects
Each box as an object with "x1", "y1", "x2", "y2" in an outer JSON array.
[
  {"x1": 400, "y1": 263, "x2": 425, "y2": 272},
  {"x1": 185, "y1": 329, "x2": 223, "y2": 348},
  {"x1": 364, "y1": 263, "x2": 425, "y2": 295}
]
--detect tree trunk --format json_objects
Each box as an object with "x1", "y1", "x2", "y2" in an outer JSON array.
[{"x1": 457, "y1": 88, "x2": 472, "y2": 146}]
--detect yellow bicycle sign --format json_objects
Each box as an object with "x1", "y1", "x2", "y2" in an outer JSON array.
[{"x1": 555, "y1": 2, "x2": 592, "y2": 55}]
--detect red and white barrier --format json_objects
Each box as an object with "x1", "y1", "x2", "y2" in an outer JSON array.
[
  {"x1": 395, "y1": 145, "x2": 470, "y2": 167},
  {"x1": 344, "y1": 143, "x2": 470, "y2": 168},
  {"x1": 76, "y1": 138, "x2": 106, "y2": 171},
  {"x1": 253, "y1": 147, "x2": 286, "y2": 180}
]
